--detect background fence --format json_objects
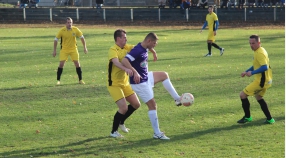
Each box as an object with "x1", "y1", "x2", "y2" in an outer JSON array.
[{"x1": 0, "y1": 7, "x2": 284, "y2": 23}]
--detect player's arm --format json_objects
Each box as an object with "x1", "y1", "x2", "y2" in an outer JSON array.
[
  {"x1": 122, "y1": 57, "x2": 141, "y2": 84},
  {"x1": 53, "y1": 37, "x2": 59, "y2": 57},
  {"x1": 111, "y1": 58, "x2": 133, "y2": 76},
  {"x1": 80, "y1": 35, "x2": 88, "y2": 54},
  {"x1": 149, "y1": 48, "x2": 157, "y2": 61},
  {"x1": 200, "y1": 21, "x2": 208, "y2": 33},
  {"x1": 214, "y1": 20, "x2": 219, "y2": 31},
  {"x1": 246, "y1": 65, "x2": 268, "y2": 77},
  {"x1": 214, "y1": 20, "x2": 219, "y2": 35}
]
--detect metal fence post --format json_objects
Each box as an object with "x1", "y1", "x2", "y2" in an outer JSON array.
[
  {"x1": 131, "y1": 8, "x2": 133, "y2": 22},
  {"x1": 186, "y1": 9, "x2": 189, "y2": 22},
  {"x1": 50, "y1": 8, "x2": 52, "y2": 21},
  {"x1": 158, "y1": 8, "x2": 161, "y2": 22},
  {"x1": 274, "y1": 7, "x2": 276, "y2": 21},
  {"x1": 103, "y1": 9, "x2": 106, "y2": 22},
  {"x1": 23, "y1": 8, "x2": 26, "y2": 21},
  {"x1": 244, "y1": 7, "x2": 246, "y2": 21},
  {"x1": 76, "y1": 8, "x2": 79, "y2": 21}
]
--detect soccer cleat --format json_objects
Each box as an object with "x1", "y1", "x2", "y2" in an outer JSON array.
[
  {"x1": 220, "y1": 48, "x2": 224, "y2": 56},
  {"x1": 205, "y1": 53, "x2": 212, "y2": 57},
  {"x1": 237, "y1": 116, "x2": 253, "y2": 123},
  {"x1": 110, "y1": 131, "x2": 124, "y2": 138},
  {"x1": 56, "y1": 80, "x2": 60, "y2": 85},
  {"x1": 175, "y1": 100, "x2": 182, "y2": 106},
  {"x1": 119, "y1": 124, "x2": 129, "y2": 133},
  {"x1": 264, "y1": 118, "x2": 275, "y2": 124},
  {"x1": 79, "y1": 80, "x2": 85, "y2": 84},
  {"x1": 153, "y1": 132, "x2": 170, "y2": 140}
]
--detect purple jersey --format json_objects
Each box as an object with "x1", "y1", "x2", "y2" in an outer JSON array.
[{"x1": 125, "y1": 43, "x2": 148, "y2": 84}]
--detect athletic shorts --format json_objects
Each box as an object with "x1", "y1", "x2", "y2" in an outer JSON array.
[
  {"x1": 243, "y1": 80, "x2": 271, "y2": 97},
  {"x1": 60, "y1": 49, "x2": 79, "y2": 61},
  {"x1": 131, "y1": 72, "x2": 154, "y2": 103},
  {"x1": 107, "y1": 84, "x2": 134, "y2": 102},
  {"x1": 207, "y1": 31, "x2": 215, "y2": 42}
]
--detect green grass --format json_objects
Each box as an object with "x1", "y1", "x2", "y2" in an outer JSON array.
[{"x1": 0, "y1": 26, "x2": 284, "y2": 158}]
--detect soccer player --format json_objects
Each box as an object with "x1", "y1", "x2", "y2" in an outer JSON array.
[
  {"x1": 121, "y1": 32, "x2": 182, "y2": 140},
  {"x1": 200, "y1": 5, "x2": 224, "y2": 57},
  {"x1": 237, "y1": 35, "x2": 275, "y2": 124},
  {"x1": 53, "y1": 17, "x2": 88, "y2": 85},
  {"x1": 108, "y1": 29, "x2": 146, "y2": 138}
]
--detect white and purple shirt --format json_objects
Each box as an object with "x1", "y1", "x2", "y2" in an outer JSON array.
[{"x1": 125, "y1": 43, "x2": 148, "y2": 84}]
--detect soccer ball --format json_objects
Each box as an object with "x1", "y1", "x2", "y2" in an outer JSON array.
[{"x1": 180, "y1": 93, "x2": 194, "y2": 106}]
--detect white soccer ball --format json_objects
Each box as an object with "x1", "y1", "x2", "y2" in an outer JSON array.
[{"x1": 180, "y1": 93, "x2": 194, "y2": 106}]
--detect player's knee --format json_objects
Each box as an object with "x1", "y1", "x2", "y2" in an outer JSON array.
[
  {"x1": 163, "y1": 71, "x2": 169, "y2": 79},
  {"x1": 255, "y1": 95, "x2": 263, "y2": 100},
  {"x1": 132, "y1": 102, "x2": 141, "y2": 109},
  {"x1": 118, "y1": 107, "x2": 128, "y2": 114},
  {"x1": 239, "y1": 91, "x2": 247, "y2": 99}
]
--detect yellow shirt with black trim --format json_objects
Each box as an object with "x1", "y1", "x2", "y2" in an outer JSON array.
[
  {"x1": 107, "y1": 44, "x2": 134, "y2": 86},
  {"x1": 253, "y1": 47, "x2": 272, "y2": 85},
  {"x1": 206, "y1": 12, "x2": 218, "y2": 31},
  {"x1": 56, "y1": 26, "x2": 83, "y2": 51}
]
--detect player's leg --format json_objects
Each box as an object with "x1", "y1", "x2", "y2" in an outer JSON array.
[
  {"x1": 211, "y1": 42, "x2": 224, "y2": 55},
  {"x1": 255, "y1": 89, "x2": 275, "y2": 124},
  {"x1": 205, "y1": 32, "x2": 213, "y2": 56},
  {"x1": 56, "y1": 60, "x2": 65, "y2": 85},
  {"x1": 107, "y1": 86, "x2": 128, "y2": 137},
  {"x1": 131, "y1": 82, "x2": 170, "y2": 140},
  {"x1": 119, "y1": 86, "x2": 141, "y2": 132},
  {"x1": 71, "y1": 50, "x2": 84, "y2": 84},
  {"x1": 237, "y1": 82, "x2": 258, "y2": 123},
  {"x1": 57, "y1": 51, "x2": 69, "y2": 85},
  {"x1": 151, "y1": 71, "x2": 181, "y2": 106},
  {"x1": 145, "y1": 98, "x2": 169, "y2": 140}
]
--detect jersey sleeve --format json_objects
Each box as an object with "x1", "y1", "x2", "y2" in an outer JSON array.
[
  {"x1": 55, "y1": 30, "x2": 62, "y2": 39},
  {"x1": 125, "y1": 44, "x2": 134, "y2": 52},
  {"x1": 75, "y1": 27, "x2": 83, "y2": 37},
  {"x1": 256, "y1": 52, "x2": 268, "y2": 66},
  {"x1": 108, "y1": 47, "x2": 118, "y2": 61},
  {"x1": 214, "y1": 13, "x2": 218, "y2": 21}
]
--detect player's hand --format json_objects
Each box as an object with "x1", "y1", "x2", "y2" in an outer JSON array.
[
  {"x1": 84, "y1": 48, "x2": 88, "y2": 54},
  {"x1": 125, "y1": 68, "x2": 133, "y2": 76},
  {"x1": 246, "y1": 71, "x2": 252, "y2": 77},
  {"x1": 214, "y1": 31, "x2": 217, "y2": 36},
  {"x1": 53, "y1": 51, "x2": 56, "y2": 57},
  {"x1": 241, "y1": 72, "x2": 246, "y2": 77},
  {"x1": 200, "y1": 30, "x2": 202, "y2": 33},
  {"x1": 133, "y1": 73, "x2": 141, "y2": 84},
  {"x1": 152, "y1": 52, "x2": 158, "y2": 62}
]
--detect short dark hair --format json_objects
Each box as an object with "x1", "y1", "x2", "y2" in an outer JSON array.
[
  {"x1": 144, "y1": 32, "x2": 158, "y2": 41},
  {"x1": 66, "y1": 17, "x2": 72, "y2": 21},
  {"x1": 249, "y1": 34, "x2": 260, "y2": 42},
  {"x1": 114, "y1": 29, "x2": 126, "y2": 41},
  {"x1": 208, "y1": 5, "x2": 214, "y2": 9}
]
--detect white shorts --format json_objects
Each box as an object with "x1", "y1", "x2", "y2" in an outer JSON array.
[{"x1": 131, "y1": 71, "x2": 154, "y2": 103}]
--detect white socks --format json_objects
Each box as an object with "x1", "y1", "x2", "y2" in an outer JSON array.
[
  {"x1": 148, "y1": 110, "x2": 161, "y2": 135},
  {"x1": 162, "y1": 79, "x2": 181, "y2": 101}
]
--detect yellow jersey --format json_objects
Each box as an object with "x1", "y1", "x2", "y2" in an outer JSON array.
[
  {"x1": 56, "y1": 26, "x2": 83, "y2": 51},
  {"x1": 107, "y1": 44, "x2": 134, "y2": 86},
  {"x1": 206, "y1": 12, "x2": 218, "y2": 31},
  {"x1": 253, "y1": 47, "x2": 272, "y2": 87}
]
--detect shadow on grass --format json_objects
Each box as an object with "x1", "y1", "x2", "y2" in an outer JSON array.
[{"x1": 1, "y1": 116, "x2": 284, "y2": 157}]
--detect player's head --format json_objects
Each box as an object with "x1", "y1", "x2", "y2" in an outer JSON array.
[
  {"x1": 114, "y1": 29, "x2": 127, "y2": 48},
  {"x1": 144, "y1": 32, "x2": 158, "y2": 49},
  {"x1": 208, "y1": 5, "x2": 214, "y2": 13},
  {"x1": 249, "y1": 35, "x2": 261, "y2": 51},
  {"x1": 66, "y1": 17, "x2": 73, "y2": 29}
]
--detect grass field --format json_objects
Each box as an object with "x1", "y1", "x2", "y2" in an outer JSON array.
[{"x1": 0, "y1": 25, "x2": 285, "y2": 158}]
